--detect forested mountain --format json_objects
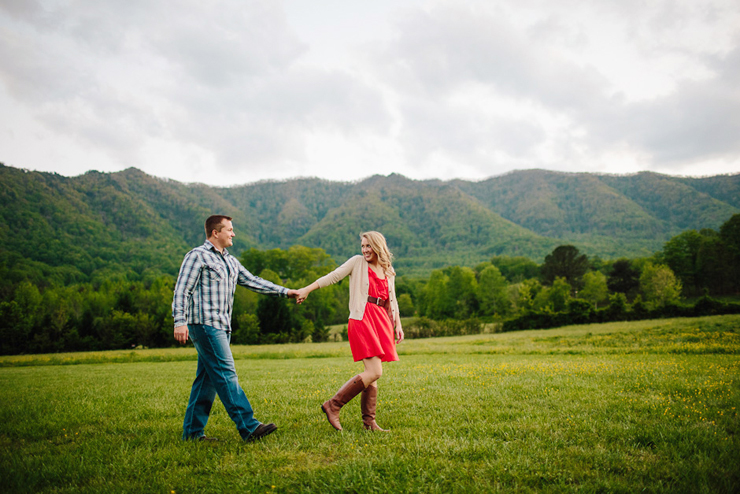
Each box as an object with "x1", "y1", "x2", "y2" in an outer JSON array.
[
  {"x1": 1, "y1": 163, "x2": 738, "y2": 283},
  {"x1": 454, "y1": 170, "x2": 740, "y2": 257}
]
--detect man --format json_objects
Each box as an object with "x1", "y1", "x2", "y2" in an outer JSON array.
[{"x1": 173, "y1": 215, "x2": 302, "y2": 442}]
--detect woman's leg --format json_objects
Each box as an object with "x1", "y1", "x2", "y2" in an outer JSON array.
[
  {"x1": 321, "y1": 373, "x2": 366, "y2": 431},
  {"x1": 321, "y1": 356, "x2": 386, "y2": 431},
  {"x1": 359, "y1": 356, "x2": 383, "y2": 387},
  {"x1": 359, "y1": 357, "x2": 388, "y2": 431},
  {"x1": 361, "y1": 384, "x2": 388, "y2": 431}
]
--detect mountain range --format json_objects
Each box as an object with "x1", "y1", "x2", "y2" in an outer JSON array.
[{"x1": 1, "y1": 163, "x2": 738, "y2": 279}]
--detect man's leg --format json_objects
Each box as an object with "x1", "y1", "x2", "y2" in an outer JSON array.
[
  {"x1": 189, "y1": 324, "x2": 261, "y2": 440},
  {"x1": 182, "y1": 347, "x2": 217, "y2": 440}
]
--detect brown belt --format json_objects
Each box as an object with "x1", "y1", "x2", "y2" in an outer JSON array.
[{"x1": 367, "y1": 296, "x2": 388, "y2": 307}]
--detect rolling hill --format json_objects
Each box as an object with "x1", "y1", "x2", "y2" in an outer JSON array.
[{"x1": 1, "y1": 163, "x2": 738, "y2": 281}]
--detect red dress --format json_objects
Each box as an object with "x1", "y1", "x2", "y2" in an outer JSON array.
[{"x1": 347, "y1": 268, "x2": 399, "y2": 362}]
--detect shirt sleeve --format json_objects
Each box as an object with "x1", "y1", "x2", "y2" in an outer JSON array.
[
  {"x1": 388, "y1": 275, "x2": 401, "y2": 327},
  {"x1": 172, "y1": 250, "x2": 202, "y2": 327},
  {"x1": 316, "y1": 255, "x2": 359, "y2": 288},
  {"x1": 236, "y1": 262, "x2": 288, "y2": 297}
]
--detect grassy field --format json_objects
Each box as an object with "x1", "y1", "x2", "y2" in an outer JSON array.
[{"x1": 1, "y1": 316, "x2": 738, "y2": 493}]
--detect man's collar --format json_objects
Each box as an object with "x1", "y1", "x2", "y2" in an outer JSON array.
[{"x1": 204, "y1": 239, "x2": 229, "y2": 257}]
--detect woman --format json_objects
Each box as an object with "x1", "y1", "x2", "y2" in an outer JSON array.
[{"x1": 297, "y1": 231, "x2": 404, "y2": 431}]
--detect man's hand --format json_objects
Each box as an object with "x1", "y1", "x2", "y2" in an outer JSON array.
[
  {"x1": 287, "y1": 289, "x2": 307, "y2": 304},
  {"x1": 174, "y1": 325, "x2": 189, "y2": 344}
]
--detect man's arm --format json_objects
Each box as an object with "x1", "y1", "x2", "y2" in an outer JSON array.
[
  {"x1": 172, "y1": 251, "x2": 202, "y2": 343},
  {"x1": 236, "y1": 263, "x2": 292, "y2": 297}
]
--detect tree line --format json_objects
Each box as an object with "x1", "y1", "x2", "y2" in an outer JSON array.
[
  {"x1": 406, "y1": 214, "x2": 740, "y2": 333},
  {"x1": 0, "y1": 245, "x2": 346, "y2": 355},
  {"x1": 1, "y1": 215, "x2": 739, "y2": 355}
]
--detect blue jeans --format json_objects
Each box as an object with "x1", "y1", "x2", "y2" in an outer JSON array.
[{"x1": 182, "y1": 324, "x2": 261, "y2": 440}]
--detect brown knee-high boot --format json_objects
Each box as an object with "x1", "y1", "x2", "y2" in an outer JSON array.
[
  {"x1": 361, "y1": 385, "x2": 389, "y2": 432},
  {"x1": 322, "y1": 375, "x2": 365, "y2": 431}
]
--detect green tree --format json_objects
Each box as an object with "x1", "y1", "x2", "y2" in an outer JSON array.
[
  {"x1": 256, "y1": 296, "x2": 294, "y2": 343},
  {"x1": 640, "y1": 263, "x2": 682, "y2": 309},
  {"x1": 477, "y1": 265, "x2": 510, "y2": 316},
  {"x1": 445, "y1": 266, "x2": 478, "y2": 318},
  {"x1": 607, "y1": 259, "x2": 640, "y2": 299},
  {"x1": 719, "y1": 213, "x2": 740, "y2": 256},
  {"x1": 283, "y1": 245, "x2": 334, "y2": 280},
  {"x1": 241, "y1": 246, "x2": 334, "y2": 281},
  {"x1": 0, "y1": 301, "x2": 28, "y2": 355},
  {"x1": 696, "y1": 235, "x2": 734, "y2": 295},
  {"x1": 548, "y1": 277, "x2": 572, "y2": 312},
  {"x1": 719, "y1": 214, "x2": 740, "y2": 292},
  {"x1": 240, "y1": 248, "x2": 268, "y2": 276},
  {"x1": 490, "y1": 255, "x2": 540, "y2": 282},
  {"x1": 232, "y1": 313, "x2": 260, "y2": 345},
  {"x1": 661, "y1": 230, "x2": 703, "y2": 295},
  {"x1": 580, "y1": 271, "x2": 608, "y2": 308},
  {"x1": 540, "y1": 245, "x2": 589, "y2": 290},
  {"x1": 604, "y1": 292, "x2": 629, "y2": 320},
  {"x1": 423, "y1": 270, "x2": 452, "y2": 319},
  {"x1": 1, "y1": 282, "x2": 44, "y2": 353},
  {"x1": 398, "y1": 293, "x2": 415, "y2": 317},
  {"x1": 510, "y1": 279, "x2": 541, "y2": 314},
  {"x1": 241, "y1": 245, "x2": 338, "y2": 342},
  {"x1": 533, "y1": 277, "x2": 571, "y2": 312},
  {"x1": 256, "y1": 269, "x2": 295, "y2": 342}
]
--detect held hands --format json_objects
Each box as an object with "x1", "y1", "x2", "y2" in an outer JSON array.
[
  {"x1": 288, "y1": 284, "x2": 316, "y2": 305},
  {"x1": 296, "y1": 286, "x2": 312, "y2": 303},
  {"x1": 287, "y1": 289, "x2": 302, "y2": 304},
  {"x1": 287, "y1": 287, "x2": 312, "y2": 304}
]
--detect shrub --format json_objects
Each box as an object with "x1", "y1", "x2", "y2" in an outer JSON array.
[{"x1": 404, "y1": 317, "x2": 483, "y2": 339}]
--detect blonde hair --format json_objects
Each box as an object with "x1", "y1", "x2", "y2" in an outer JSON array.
[{"x1": 361, "y1": 231, "x2": 395, "y2": 276}]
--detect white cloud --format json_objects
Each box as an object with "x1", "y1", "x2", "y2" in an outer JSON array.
[
  {"x1": 0, "y1": 0, "x2": 395, "y2": 182},
  {"x1": 0, "y1": 0, "x2": 738, "y2": 184},
  {"x1": 589, "y1": 45, "x2": 740, "y2": 164},
  {"x1": 369, "y1": 0, "x2": 740, "y2": 177}
]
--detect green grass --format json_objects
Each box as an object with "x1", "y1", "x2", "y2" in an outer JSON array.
[{"x1": 1, "y1": 316, "x2": 739, "y2": 493}]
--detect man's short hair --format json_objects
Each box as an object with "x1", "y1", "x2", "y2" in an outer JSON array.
[{"x1": 205, "y1": 215, "x2": 233, "y2": 238}]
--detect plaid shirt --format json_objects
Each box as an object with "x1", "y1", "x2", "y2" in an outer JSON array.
[{"x1": 172, "y1": 240, "x2": 288, "y2": 330}]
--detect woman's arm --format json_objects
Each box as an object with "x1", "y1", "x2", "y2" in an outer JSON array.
[
  {"x1": 295, "y1": 256, "x2": 360, "y2": 302},
  {"x1": 395, "y1": 316, "x2": 404, "y2": 344},
  {"x1": 315, "y1": 255, "x2": 360, "y2": 288},
  {"x1": 389, "y1": 275, "x2": 404, "y2": 344},
  {"x1": 295, "y1": 281, "x2": 319, "y2": 302}
]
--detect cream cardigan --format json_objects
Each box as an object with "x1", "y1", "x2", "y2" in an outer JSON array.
[{"x1": 316, "y1": 255, "x2": 400, "y2": 326}]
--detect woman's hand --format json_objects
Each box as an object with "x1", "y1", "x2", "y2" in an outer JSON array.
[
  {"x1": 288, "y1": 288, "x2": 309, "y2": 304},
  {"x1": 296, "y1": 286, "x2": 310, "y2": 304},
  {"x1": 395, "y1": 322, "x2": 404, "y2": 344},
  {"x1": 291, "y1": 284, "x2": 316, "y2": 304},
  {"x1": 287, "y1": 289, "x2": 304, "y2": 304}
]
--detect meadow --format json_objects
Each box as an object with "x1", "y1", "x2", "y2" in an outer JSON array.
[{"x1": 1, "y1": 315, "x2": 738, "y2": 493}]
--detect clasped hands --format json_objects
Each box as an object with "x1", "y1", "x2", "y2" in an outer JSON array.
[{"x1": 287, "y1": 286, "x2": 312, "y2": 305}]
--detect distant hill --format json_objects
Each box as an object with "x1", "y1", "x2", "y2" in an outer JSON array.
[
  {"x1": 455, "y1": 170, "x2": 740, "y2": 258},
  {"x1": 1, "y1": 163, "x2": 738, "y2": 282}
]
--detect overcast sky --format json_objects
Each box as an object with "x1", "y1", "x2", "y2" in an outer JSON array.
[{"x1": 2, "y1": 0, "x2": 739, "y2": 186}]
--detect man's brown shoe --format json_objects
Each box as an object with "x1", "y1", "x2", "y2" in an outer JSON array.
[{"x1": 246, "y1": 423, "x2": 277, "y2": 442}]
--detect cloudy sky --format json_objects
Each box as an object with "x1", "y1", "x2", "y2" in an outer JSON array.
[{"x1": 2, "y1": 0, "x2": 739, "y2": 186}]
